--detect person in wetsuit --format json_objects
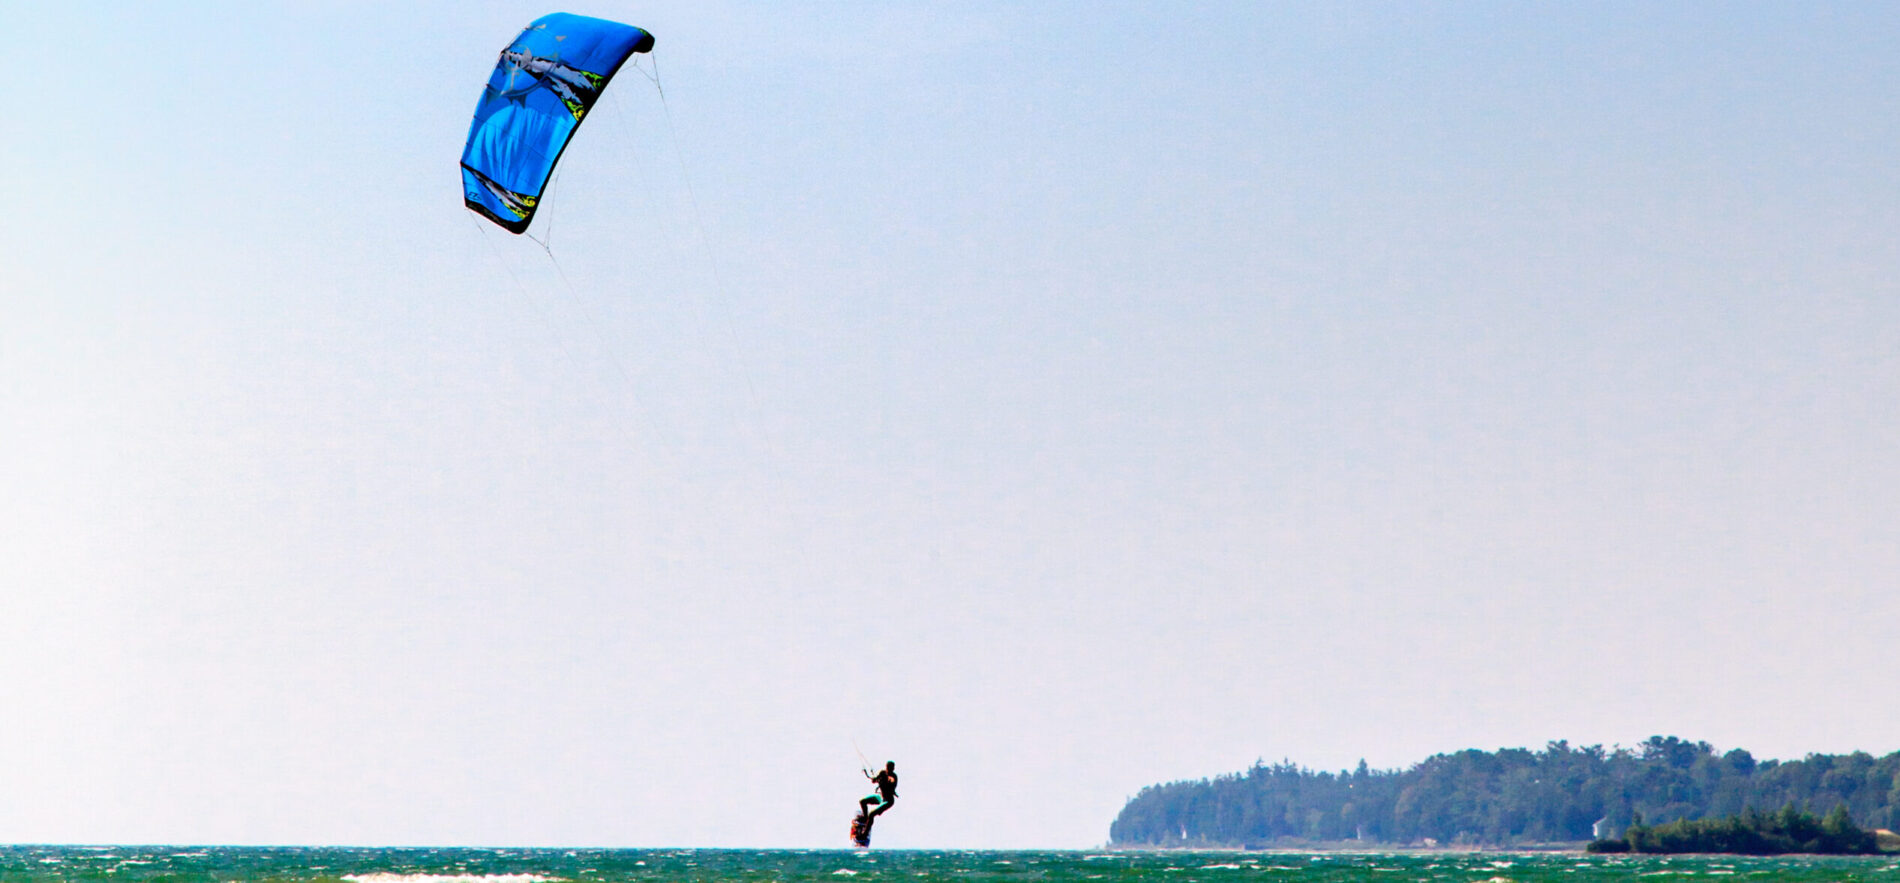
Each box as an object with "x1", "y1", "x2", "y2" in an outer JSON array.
[{"x1": 859, "y1": 761, "x2": 898, "y2": 822}]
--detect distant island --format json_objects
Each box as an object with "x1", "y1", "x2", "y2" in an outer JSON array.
[{"x1": 1110, "y1": 736, "x2": 1900, "y2": 851}]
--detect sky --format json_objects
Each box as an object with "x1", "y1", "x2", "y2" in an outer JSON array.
[{"x1": 4, "y1": 0, "x2": 1900, "y2": 850}]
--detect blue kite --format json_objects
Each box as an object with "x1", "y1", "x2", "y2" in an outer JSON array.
[{"x1": 461, "y1": 13, "x2": 654, "y2": 233}]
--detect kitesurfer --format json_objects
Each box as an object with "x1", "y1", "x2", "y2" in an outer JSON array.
[{"x1": 859, "y1": 761, "x2": 898, "y2": 821}]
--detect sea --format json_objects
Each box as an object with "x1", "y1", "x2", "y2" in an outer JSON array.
[{"x1": 3, "y1": 847, "x2": 1899, "y2": 883}]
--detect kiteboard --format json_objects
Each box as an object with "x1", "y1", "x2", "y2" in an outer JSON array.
[{"x1": 850, "y1": 811, "x2": 872, "y2": 848}]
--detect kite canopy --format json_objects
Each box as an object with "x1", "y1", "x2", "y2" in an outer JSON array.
[{"x1": 461, "y1": 13, "x2": 654, "y2": 233}]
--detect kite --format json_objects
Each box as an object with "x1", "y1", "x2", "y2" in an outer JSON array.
[{"x1": 461, "y1": 13, "x2": 654, "y2": 233}]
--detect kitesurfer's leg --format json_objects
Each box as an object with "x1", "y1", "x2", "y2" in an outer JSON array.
[{"x1": 868, "y1": 797, "x2": 894, "y2": 819}]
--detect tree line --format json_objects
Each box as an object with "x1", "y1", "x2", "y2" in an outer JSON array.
[{"x1": 1109, "y1": 737, "x2": 1900, "y2": 847}]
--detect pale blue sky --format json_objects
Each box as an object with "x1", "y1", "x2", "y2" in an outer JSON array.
[{"x1": 5, "y1": 0, "x2": 1900, "y2": 849}]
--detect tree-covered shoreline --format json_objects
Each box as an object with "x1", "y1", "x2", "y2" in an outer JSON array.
[
  {"x1": 1586, "y1": 804, "x2": 1878, "y2": 855},
  {"x1": 1110, "y1": 737, "x2": 1900, "y2": 849}
]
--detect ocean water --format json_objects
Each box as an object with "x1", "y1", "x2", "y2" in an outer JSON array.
[{"x1": 2, "y1": 847, "x2": 1898, "y2": 883}]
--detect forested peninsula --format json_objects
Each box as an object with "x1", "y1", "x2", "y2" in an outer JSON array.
[{"x1": 1109, "y1": 737, "x2": 1900, "y2": 849}]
